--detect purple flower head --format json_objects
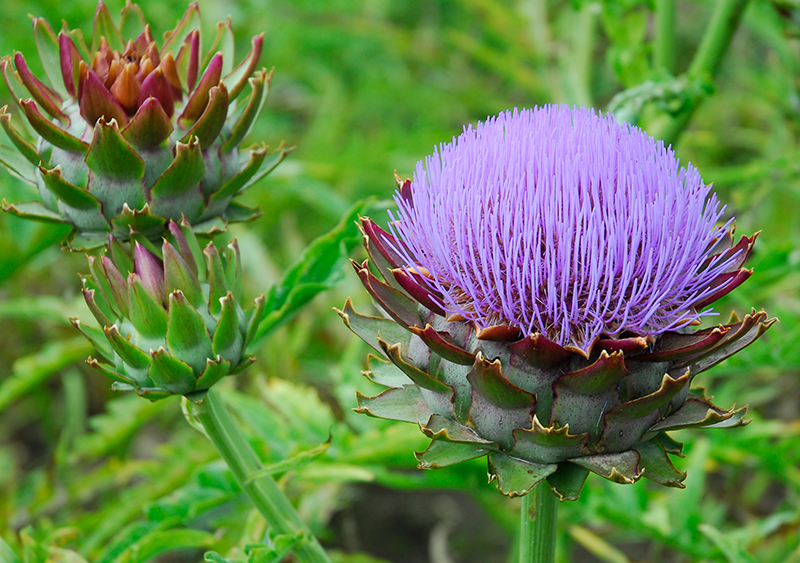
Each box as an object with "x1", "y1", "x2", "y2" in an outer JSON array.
[{"x1": 388, "y1": 105, "x2": 749, "y2": 355}]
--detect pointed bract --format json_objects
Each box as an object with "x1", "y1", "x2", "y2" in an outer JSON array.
[
  {"x1": 1, "y1": 1, "x2": 279, "y2": 247},
  {"x1": 77, "y1": 219, "x2": 264, "y2": 399}
]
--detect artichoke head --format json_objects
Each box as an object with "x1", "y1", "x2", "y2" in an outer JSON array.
[
  {"x1": 339, "y1": 214, "x2": 776, "y2": 500},
  {"x1": 1, "y1": 1, "x2": 286, "y2": 249},
  {"x1": 74, "y1": 219, "x2": 266, "y2": 401}
]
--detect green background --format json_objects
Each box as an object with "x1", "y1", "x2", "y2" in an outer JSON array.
[{"x1": 0, "y1": 0, "x2": 798, "y2": 562}]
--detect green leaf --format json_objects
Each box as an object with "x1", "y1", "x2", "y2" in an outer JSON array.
[
  {"x1": 248, "y1": 531, "x2": 310, "y2": 563},
  {"x1": 252, "y1": 199, "x2": 369, "y2": 345},
  {"x1": 70, "y1": 395, "x2": 167, "y2": 463},
  {"x1": 246, "y1": 437, "x2": 331, "y2": 483},
  {"x1": 568, "y1": 525, "x2": 631, "y2": 563},
  {"x1": 205, "y1": 553, "x2": 237, "y2": 563},
  {"x1": 0, "y1": 336, "x2": 93, "y2": 413},
  {"x1": 699, "y1": 524, "x2": 759, "y2": 563},
  {"x1": 124, "y1": 529, "x2": 216, "y2": 563},
  {"x1": 0, "y1": 536, "x2": 21, "y2": 563}
]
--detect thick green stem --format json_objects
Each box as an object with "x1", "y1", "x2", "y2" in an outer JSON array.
[
  {"x1": 194, "y1": 388, "x2": 331, "y2": 563},
  {"x1": 654, "y1": 0, "x2": 675, "y2": 72},
  {"x1": 647, "y1": 0, "x2": 750, "y2": 144},
  {"x1": 563, "y1": 2, "x2": 598, "y2": 107},
  {"x1": 688, "y1": 0, "x2": 750, "y2": 79},
  {"x1": 519, "y1": 482, "x2": 558, "y2": 563}
]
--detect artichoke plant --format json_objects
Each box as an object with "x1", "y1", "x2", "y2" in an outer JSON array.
[
  {"x1": 0, "y1": 1, "x2": 285, "y2": 249},
  {"x1": 340, "y1": 106, "x2": 775, "y2": 499},
  {"x1": 73, "y1": 219, "x2": 265, "y2": 400}
]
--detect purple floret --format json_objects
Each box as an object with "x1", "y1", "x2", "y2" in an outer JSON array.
[{"x1": 388, "y1": 105, "x2": 741, "y2": 354}]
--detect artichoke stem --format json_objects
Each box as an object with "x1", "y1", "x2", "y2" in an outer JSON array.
[
  {"x1": 519, "y1": 482, "x2": 558, "y2": 563},
  {"x1": 195, "y1": 387, "x2": 332, "y2": 563}
]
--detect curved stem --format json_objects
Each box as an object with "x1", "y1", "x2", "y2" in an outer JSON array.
[
  {"x1": 519, "y1": 482, "x2": 558, "y2": 563},
  {"x1": 194, "y1": 387, "x2": 332, "y2": 563},
  {"x1": 647, "y1": 0, "x2": 750, "y2": 144}
]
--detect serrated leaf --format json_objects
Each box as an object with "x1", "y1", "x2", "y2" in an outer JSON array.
[
  {"x1": 246, "y1": 437, "x2": 331, "y2": 483},
  {"x1": 0, "y1": 336, "x2": 93, "y2": 413}
]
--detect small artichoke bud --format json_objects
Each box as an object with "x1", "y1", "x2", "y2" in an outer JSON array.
[
  {"x1": 340, "y1": 106, "x2": 776, "y2": 500},
  {"x1": 74, "y1": 219, "x2": 265, "y2": 401},
  {"x1": 0, "y1": 1, "x2": 288, "y2": 250}
]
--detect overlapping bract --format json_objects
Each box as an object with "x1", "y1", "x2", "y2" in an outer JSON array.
[
  {"x1": 342, "y1": 215, "x2": 773, "y2": 498},
  {"x1": 341, "y1": 105, "x2": 775, "y2": 499},
  {"x1": 74, "y1": 219, "x2": 266, "y2": 400},
  {"x1": 389, "y1": 106, "x2": 750, "y2": 355},
  {"x1": 0, "y1": 1, "x2": 286, "y2": 249}
]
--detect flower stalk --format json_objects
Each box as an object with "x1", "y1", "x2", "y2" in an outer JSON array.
[
  {"x1": 193, "y1": 387, "x2": 332, "y2": 563},
  {"x1": 519, "y1": 483, "x2": 558, "y2": 563},
  {"x1": 647, "y1": 0, "x2": 751, "y2": 144},
  {"x1": 654, "y1": 0, "x2": 675, "y2": 72}
]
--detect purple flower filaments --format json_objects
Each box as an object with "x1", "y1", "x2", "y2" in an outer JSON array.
[{"x1": 389, "y1": 105, "x2": 742, "y2": 354}]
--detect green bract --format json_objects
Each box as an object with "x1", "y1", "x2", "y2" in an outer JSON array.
[
  {"x1": 74, "y1": 219, "x2": 265, "y2": 400},
  {"x1": 340, "y1": 215, "x2": 776, "y2": 500},
  {"x1": 0, "y1": 1, "x2": 287, "y2": 249}
]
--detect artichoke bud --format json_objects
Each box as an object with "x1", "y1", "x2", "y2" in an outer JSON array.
[
  {"x1": 74, "y1": 218, "x2": 265, "y2": 401},
  {"x1": 0, "y1": 1, "x2": 289, "y2": 250},
  {"x1": 342, "y1": 214, "x2": 775, "y2": 500}
]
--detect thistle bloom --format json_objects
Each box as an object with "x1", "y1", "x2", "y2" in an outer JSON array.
[
  {"x1": 341, "y1": 105, "x2": 774, "y2": 499},
  {"x1": 0, "y1": 2, "x2": 285, "y2": 249},
  {"x1": 390, "y1": 106, "x2": 745, "y2": 354}
]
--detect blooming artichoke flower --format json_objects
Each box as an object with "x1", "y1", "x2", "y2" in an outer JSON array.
[
  {"x1": 73, "y1": 219, "x2": 265, "y2": 400},
  {"x1": 339, "y1": 106, "x2": 775, "y2": 499},
  {"x1": 0, "y1": 1, "x2": 285, "y2": 249}
]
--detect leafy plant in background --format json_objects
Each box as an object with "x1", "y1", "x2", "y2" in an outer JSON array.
[{"x1": 1, "y1": 0, "x2": 799, "y2": 562}]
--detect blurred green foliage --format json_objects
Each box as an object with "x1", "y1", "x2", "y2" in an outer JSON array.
[{"x1": 0, "y1": 0, "x2": 798, "y2": 562}]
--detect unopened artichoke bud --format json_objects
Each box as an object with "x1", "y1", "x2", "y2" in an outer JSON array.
[
  {"x1": 339, "y1": 105, "x2": 775, "y2": 500},
  {"x1": 0, "y1": 1, "x2": 287, "y2": 249},
  {"x1": 73, "y1": 219, "x2": 265, "y2": 400}
]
